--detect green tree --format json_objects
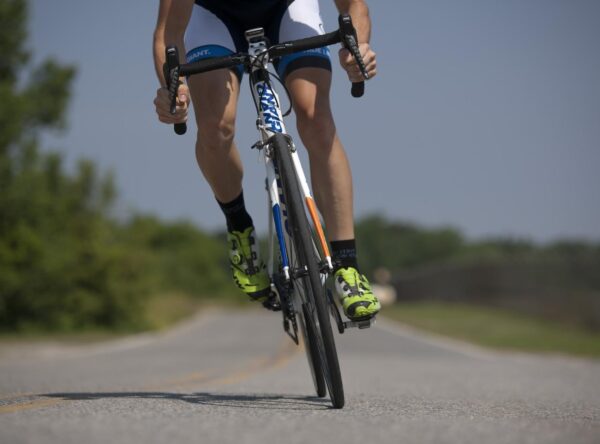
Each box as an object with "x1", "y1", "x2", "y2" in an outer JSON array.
[
  {"x1": 355, "y1": 215, "x2": 464, "y2": 275},
  {"x1": 0, "y1": 0, "x2": 149, "y2": 331}
]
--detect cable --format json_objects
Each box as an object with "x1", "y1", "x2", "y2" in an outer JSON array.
[{"x1": 247, "y1": 50, "x2": 293, "y2": 118}]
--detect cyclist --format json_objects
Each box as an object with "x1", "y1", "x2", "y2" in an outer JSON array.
[{"x1": 153, "y1": 0, "x2": 380, "y2": 321}]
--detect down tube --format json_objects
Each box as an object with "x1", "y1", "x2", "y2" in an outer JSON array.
[{"x1": 266, "y1": 157, "x2": 290, "y2": 280}]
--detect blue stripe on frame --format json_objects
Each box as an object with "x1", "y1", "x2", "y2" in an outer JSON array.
[{"x1": 272, "y1": 203, "x2": 289, "y2": 269}]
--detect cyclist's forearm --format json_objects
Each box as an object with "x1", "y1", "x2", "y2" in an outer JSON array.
[
  {"x1": 153, "y1": 33, "x2": 186, "y2": 87},
  {"x1": 334, "y1": 0, "x2": 371, "y2": 43},
  {"x1": 153, "y1": 0, "x2": 193, "y2": 86},
  {"x1": 153, "y1": 35, "x2": 167, "y2": 87}
]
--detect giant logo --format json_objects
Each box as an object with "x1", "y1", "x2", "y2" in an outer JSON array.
[{"x1": 256, "y1": 84, "x2": 283, "y2": 133}]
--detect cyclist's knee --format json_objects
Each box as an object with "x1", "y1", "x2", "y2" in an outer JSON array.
[
  {"x1": 196, "y1": 116, "x2": 236, "y2": 153},
  {"x1": 188, "y1": 70, "x2": 239, "y2": 154},
  {"x1": 296, "y1": 105, "x2": 336, "y2": 148}
]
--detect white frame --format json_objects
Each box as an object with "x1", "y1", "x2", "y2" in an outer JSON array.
[{"x1": 246, "y1": 30, "x2": 334, "y2": 293}]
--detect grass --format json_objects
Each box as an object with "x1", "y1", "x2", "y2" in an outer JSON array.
[
  {"x1": 143, "y1": 291, "x2": 248, "y2": 330},
  {"x1": 383, "y1": 302, "x2": 600, "y2": 358},
  {"x1": 0, "y1": 291, "x2": 247, "y2": 345},
  {"x1": 143, "y1": 292, "x2": 206, "y2": 330}
]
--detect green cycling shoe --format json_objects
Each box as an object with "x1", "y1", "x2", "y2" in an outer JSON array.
[
  {"x1": 227, "y1": 227, "x2": 270, "y2": 301},
  {"x1": 334, "y1": 267, "x2": 381, "y2": 321}
]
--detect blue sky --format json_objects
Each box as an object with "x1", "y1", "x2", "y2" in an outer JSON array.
[{"x1": 30, "y1": 0, "x2": 600, "y2": 241}]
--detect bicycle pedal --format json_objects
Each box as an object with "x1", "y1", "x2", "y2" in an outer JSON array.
[
  {"x1": 262, "y1": 293, "x2": 281, "y2": 311},
  {"x1": 343, "y1": 317, "x2": 376, "y2": 330}
]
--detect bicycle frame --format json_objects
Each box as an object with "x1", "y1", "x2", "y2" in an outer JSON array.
[
  {"x1": 244, "y1": 29, "x2": 334, "y2": 289},
  {"x1": 164, "y1": 15, "x2": 373, "y2": 408}
]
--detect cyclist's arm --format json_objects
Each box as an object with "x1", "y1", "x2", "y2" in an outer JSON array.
[
  {"x1": 333, "y1": 0, "x2": 377, "y2": 81},
  {"x1": 153, "y1": 0, "x2": 193, "y2": 125},
  {"x1": 333, "y1": 0, "x2": 371, "y2": 43},
  {"x1": 153, "y1": 0, "x2": 194, "y2": 86}
]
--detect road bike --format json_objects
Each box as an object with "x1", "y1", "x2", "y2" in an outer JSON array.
[{"x1": 164, "y1": 14, "x2": 374, "y2": 409}]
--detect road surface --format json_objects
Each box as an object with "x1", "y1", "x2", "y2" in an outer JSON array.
[{"x1": 1, "y1": 309, "x2": 599, "y2": 444}]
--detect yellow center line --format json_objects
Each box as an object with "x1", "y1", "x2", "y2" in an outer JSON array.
[
  {"x1": 160, "y1": 335, "x2": 301, "y2": 389},
  {"x1": 0, "y1": 392, "x2": 33, "y2": 401},
  {"x1": 0, "y1": 398, "x2": 63, "y2": 414},
  {"x1": 0, "y1": 335, "x2": 302, "y2": 414}
]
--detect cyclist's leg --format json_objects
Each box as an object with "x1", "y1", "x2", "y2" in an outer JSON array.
[
  {"x1": 286, "y1": 68, "x2": 354, "y2": 242},
  {"x1": 184, "y1": 3, "x2": 244, "y2": 203},
  {"x1": 187, "y1": 72, "x2": 269, "y2": 299},
  {"x1": 274, "y1": 0, "x2": 354, "y2": 241},
  {"x1": 187, "y1": 70, "x2": 242, "y2": 204},
  {"x1": 277, "y1": 0, "x2": 380, "y2": 319},
  {"x1": 287, "y1": 69, "x2": 380, "y2": 319},
  {"x1": 185, "y1": 4, "x2": 270, "y2": 300}
]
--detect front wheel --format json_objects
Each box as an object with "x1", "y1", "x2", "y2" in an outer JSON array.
[
  {"x1": 272, "y1": 133, "x2": 345, "y2": 408},
  {"x1": 299, "y1": 304, "x2": 327, "y2": 397}
]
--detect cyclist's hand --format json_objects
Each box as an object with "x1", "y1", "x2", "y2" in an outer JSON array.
[
  {"x1": 154, "y1": 83, "x2": 190, "y2": 124},
  {"x1": 338, "y1": 42, "x2": 377, "y2": 82}
]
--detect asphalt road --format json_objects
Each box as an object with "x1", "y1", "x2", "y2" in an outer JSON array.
[{"x1": 1, "y1": 309, "x2": 599, "y2": 444}]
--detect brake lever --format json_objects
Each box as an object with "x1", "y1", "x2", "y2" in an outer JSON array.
[
  {"x1": 163, "y1": 46, "x2": 187, "y2": 135},
  {"x1": 338, "y1": 14, "x2": 368, "y2": 98}
]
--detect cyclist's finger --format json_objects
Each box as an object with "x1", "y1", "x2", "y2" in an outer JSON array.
[
  {"x1": 339, "y1": 46, "x2": 375, "y2": 79},
  {"x1": 361, "y1": 49, "x2": 376, "y2": 67},
  {"x1": 347, "y1": 71, "x2": 364, "y2": 83},
  {"x1": 155, "y1": 88, "x2": 170, "y2": 104},
  {"x1": 157, "y1": 110, "x2": 187, "y2": 124},
  {"x1": 154, "y1": 95, "x2": 170, "y2": 114},
  {"x1": 175, "y1": 83, "x2": 190, "y2": 108},
  {"x1": 338, "y1": 48, "x2": 354, "y2": 69},
  {"x1": 155, "y1": 93, "x2": 187, "y2": 124},
  {"x1": 156, "y1": 105, "x2": 183, "y2": 119},
  {"x1": 156, "y1": 108, "x2": 177, "y2": 122},
  {"x1": 156, "y1": 85, "x2": 189, "y2": 113},
  {"x1": 364, "y1": 58, "x2": 377, "y2": 78}
]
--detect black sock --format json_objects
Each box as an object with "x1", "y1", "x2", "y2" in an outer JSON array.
[
  {"x1": 217, "y1": 191, "x2": 253, "y2": 232},
  {"x1": 331, "y1": 239, "x2": 359, "y2": 271}
]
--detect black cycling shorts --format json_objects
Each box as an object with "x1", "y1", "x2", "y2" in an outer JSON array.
[{"x1": 185, "y1": 0, "x2": 332, "y2": 81}]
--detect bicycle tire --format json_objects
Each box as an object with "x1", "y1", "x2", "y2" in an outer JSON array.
[
  {"x1": 271, "y1": 133, "x2": 345, "y2": 408},
  {"x1": 300, "y1": 304, "x2": 327, "y2": 397}
]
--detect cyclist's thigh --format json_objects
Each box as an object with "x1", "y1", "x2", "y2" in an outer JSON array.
[
  {"x1": 287, "y1": 68, "x2": 333, "y2": 119},
  {"x1": 275, "y1": 0, "x2": 332, "y2": 82},
  {"x1": 187, "y1": 70, "x2": 240, "y2": 133},
  {"x1": 184, "y1": 3, "x2": 242, "y2": 129}
]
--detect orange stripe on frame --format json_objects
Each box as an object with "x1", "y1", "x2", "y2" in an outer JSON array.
[{"x1": 305, "y1": 197, "x2": 331, "y2": 259}]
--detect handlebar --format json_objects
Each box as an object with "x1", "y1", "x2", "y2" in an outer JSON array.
[
  {"x1": 163, "y1": 13, "x2": 368, "y2": 135},
  {"x1": 164, "y1": 47, "x2": 186, "y2": 135},
  {"x1": 338, "y1": 14, "x2": 368, "y2": 98}
]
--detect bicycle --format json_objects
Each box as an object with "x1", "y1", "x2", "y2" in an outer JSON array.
[{"x1": 163, "y1": 14, "x2": 375, "y2": 409}]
